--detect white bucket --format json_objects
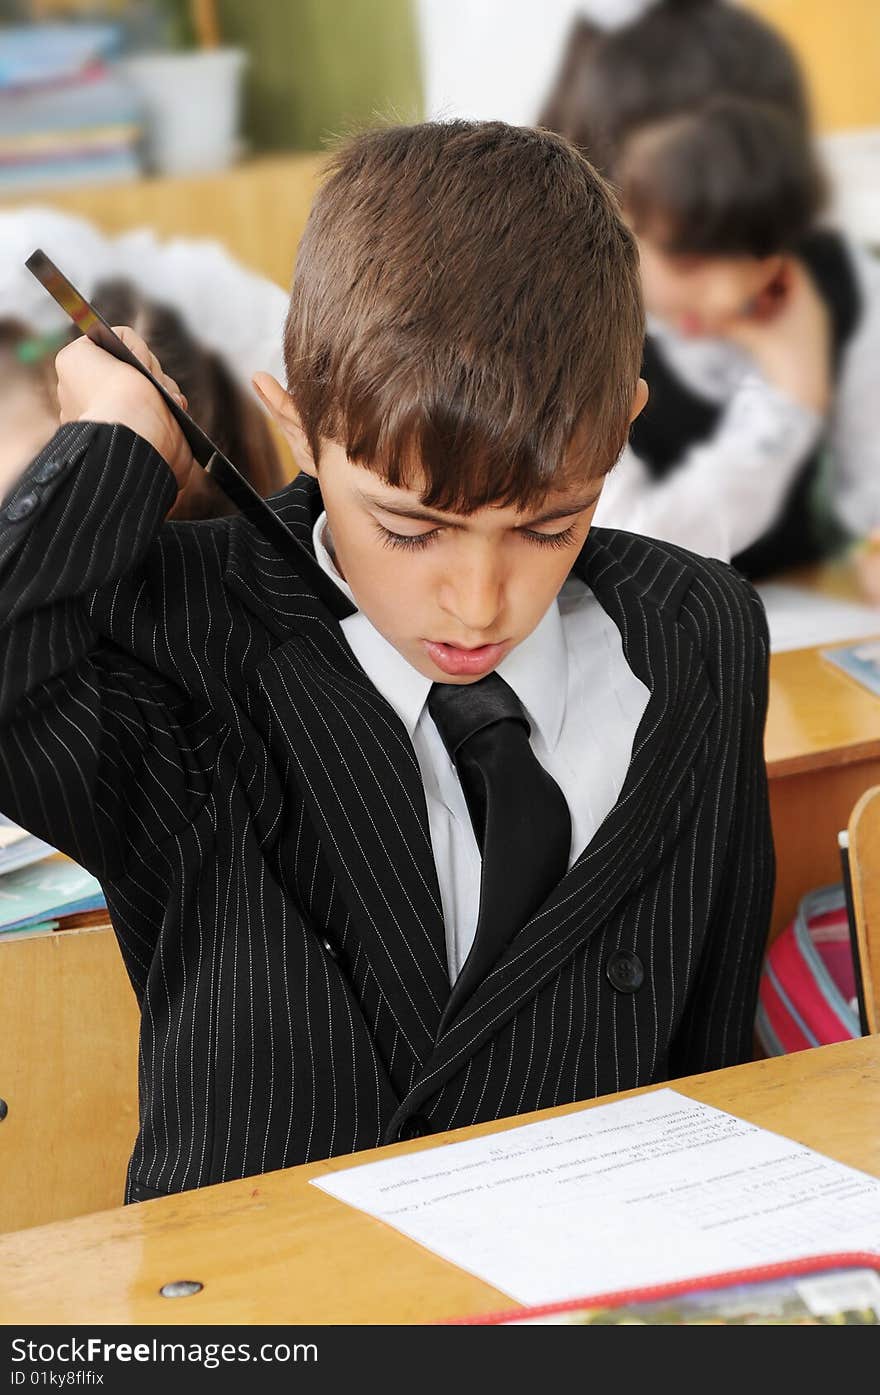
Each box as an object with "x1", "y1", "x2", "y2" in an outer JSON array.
[{"x1": 120, "y1": 47, "x2": 247, "y2": 177}]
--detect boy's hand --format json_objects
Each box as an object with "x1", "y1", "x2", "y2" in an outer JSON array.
[
  {"x1": 722, "y1": 259, "x2": 832, "y2": 416},
  {"x1": 55, "y1": 326, "x2": 195, "y2": 491}
]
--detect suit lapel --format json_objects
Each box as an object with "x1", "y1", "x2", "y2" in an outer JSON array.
[
  {"x1": 222, "y1": 471, "x2": 355, "y2": 639},
  {"x1": 393, "y1": 530, "x2": 719, "y2": 1119},
  {"x1": 225, "y1": 474, "x2": 450, "y2": 1070}
]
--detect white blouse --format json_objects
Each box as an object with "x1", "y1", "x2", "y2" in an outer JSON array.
[{"x1": 594, "y1": 234, "x2": 880, "y2": 560}]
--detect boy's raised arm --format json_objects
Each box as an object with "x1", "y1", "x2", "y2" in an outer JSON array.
[{"x1": 0, "y1": 333, "x2": 215, "y2": 881}]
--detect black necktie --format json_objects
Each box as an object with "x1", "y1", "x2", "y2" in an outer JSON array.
[{"x1": 428, "y1": 671, "x2": 571, "y2": 1036}]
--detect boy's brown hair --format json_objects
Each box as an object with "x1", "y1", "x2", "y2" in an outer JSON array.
[{"x1": 283, "y1": 120, "x2": 643, "y2": 513}]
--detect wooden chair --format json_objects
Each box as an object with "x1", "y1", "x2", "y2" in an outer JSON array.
[
  {"x1": 845, "y1": 786, "x2": 880, "y2": 1034},
  {"x1": 0, "y1": 924, "x2": 139, "y2": 1234}
]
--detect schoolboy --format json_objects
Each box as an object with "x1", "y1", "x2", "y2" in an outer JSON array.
[{"x1": 0, "y1": 121, "x2": 773, "y2": 1202}]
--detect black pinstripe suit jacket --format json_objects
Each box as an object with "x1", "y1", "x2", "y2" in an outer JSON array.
[{"x1": 0, "y1": 422, "x2": 774, "y2": 1202}]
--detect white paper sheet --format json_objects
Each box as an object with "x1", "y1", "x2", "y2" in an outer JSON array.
[
  {"x1": 756, "y1": 582, "x2": 880, "y2": 654},
  {"x1": 312, "y1": 1089, "x2": 880, "y2": 1305}
]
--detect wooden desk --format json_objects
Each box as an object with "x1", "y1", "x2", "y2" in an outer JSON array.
[
  {"x1": 765, "y1": 562, "x2": 880, "y2": 941},
  {"x1": 0, "y1": 922, "x2": 140, "y2": 1235},
  {"x1": 0, "y1": 1036, "x2": 876, "y2": 1325}
]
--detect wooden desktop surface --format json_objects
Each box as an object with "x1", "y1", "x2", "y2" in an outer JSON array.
[
  {"x1": 765, "y1": 559, "x2": 880, "y2": 775},
  {"x1": 0, "y1": 1035, "x2": 877, "y2": 1326},
  {"x1": 764, "y1": 561, "x2": 880, "y2": 941}
]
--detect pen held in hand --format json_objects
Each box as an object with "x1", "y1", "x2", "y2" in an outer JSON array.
[{"x1": 24, "y1": 248, "x2": 346, "y2": 614}]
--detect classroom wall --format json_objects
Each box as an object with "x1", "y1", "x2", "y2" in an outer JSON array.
[
  {"x1": 743, "y1": 0, "x2": 880, "y2": 133},
  {"x1": 216, "y1": 0, "x2": 424, "y2": 152},
  {"x1": 417, "y1": 1, "x2": 880, "y2": 136}
]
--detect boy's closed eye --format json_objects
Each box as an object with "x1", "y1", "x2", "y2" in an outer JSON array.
[
  {"x1": 374, "y1": 520, "x2": 582, "y2": 552},
  {"x1": 368, "y1": 495, "x2": 600, "y2": 552}
]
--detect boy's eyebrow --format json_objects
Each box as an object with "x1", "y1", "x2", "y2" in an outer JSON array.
[{"x1": 358, "y1": 490, "x2": 601, "y2": 526}]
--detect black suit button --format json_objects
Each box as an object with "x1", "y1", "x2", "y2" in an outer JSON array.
[
  {"x1": 320, "y1": 936, "x2": 339, "y2": 961},
  {"x1": 5, "y1": 492, "x2": 39, "y2": 522},
  {"x1": 31, "y1": 456, "x2": 65, "y2": 484},
  {"x1": 397, "y1": 1115, "x2": 431, "y2": 1142},
  {"x1": 606, "y1": 950, "x2": 645, "y2": 993}
]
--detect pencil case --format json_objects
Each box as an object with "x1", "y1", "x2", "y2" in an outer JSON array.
[
  {"x1": 755, "y1": 882, "x2": 861, "y2": 1055},
  {"x1": 443, "y1": 1252, "x2": 880, "y2": 1324}
]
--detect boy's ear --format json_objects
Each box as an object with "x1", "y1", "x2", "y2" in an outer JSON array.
[
  {"x1": 251, "y1": 371, "x2": 317, "y2": 477},
  {"x1": 629, "y1": 377, "x2": 649, "y2": 423}
]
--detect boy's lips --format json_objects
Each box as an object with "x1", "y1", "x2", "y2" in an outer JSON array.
[{"x1": 424, "y1": 639, "x2": 507, "y2": 678}]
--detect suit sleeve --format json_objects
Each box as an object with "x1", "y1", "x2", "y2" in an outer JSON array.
[
  {"x1": 668, "y1": 578, "x2": 775, "y2": 1076},
  {"x1": 0, "y1": 421, "x2": 217, "y2": 881}
]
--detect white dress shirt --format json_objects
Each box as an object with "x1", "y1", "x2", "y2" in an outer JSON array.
[
  {"x1": 593, "y1": 233, "x2": 880, "y2": 560},
  {"x1": 313, "y1": 513, "x2": 650, "y2": 982}
]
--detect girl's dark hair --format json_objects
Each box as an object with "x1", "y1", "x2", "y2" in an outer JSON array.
[
  {"x1": 619, "y1": 97, "x2": 826, "y2": 257},
  {"x1": 1, "y1": 285, "x2": 287, "y2": 520},
  {"x1": 538, "y1": 0, "x2": 813, "y2": 176},
  {"x1": 89, "y1": 280, "x2": 287, "y2": 518},
  {"x1": 537, "y1": 0, "x2": 825, "y2": 256}
]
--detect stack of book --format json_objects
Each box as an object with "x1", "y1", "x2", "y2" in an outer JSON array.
[
  {"x1": 0, "y1": 814, "x2": 107, "y2": 937},
  {"x1": 0, "y1": 23, "x2": 144, "y2": 194}
]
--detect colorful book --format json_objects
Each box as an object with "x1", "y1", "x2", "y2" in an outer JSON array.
[
  {"x1": 0, "y1": 123, "x2": 141, "y2": 161},
  {"x1": 822, "y1": 639, "x2": 880, "y2": 696},
  {"x1": 0, "y1": 857, "x2": 105, "y2": 935},
  {"x1": 0, "y1": 24, "x2": 123, "y2": 92},
  {"x1": 0, "y1": 814, "x2": 55, "y2": 877},
  {"x1": 0, "y1": 151, "x2": 141, "y2": 192}
]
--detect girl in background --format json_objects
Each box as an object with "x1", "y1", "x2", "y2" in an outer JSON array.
[
  {"x1": 540, "y1": 0, "x2": 880, "y2": 578},
  {"x1": 0, "y1": 280, "x2": 286, "y2": 517}
]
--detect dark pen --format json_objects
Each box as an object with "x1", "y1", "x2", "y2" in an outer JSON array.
[{"x1": 24, "y1": 247, "x2": 348, "y2": 616}]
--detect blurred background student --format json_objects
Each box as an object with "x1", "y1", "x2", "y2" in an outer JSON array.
[
  {"x1": 0, "y1": 206, "x2": 290, "y2": 512},
  {"x1": 0, "y1": 279, "x2": 286, "y2": 515},
  {"x1": 538, "y1": 0, "x2": 880, "y2": 579}
]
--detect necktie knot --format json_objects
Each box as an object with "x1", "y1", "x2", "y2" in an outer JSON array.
[{"x1": 427, "y1": 671, "x2": 530, "y2": 763}]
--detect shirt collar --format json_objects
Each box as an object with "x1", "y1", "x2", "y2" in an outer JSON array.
[
  {"x1": 496, "y1": 595, "x2": 567, "y2": 751},
  {"x1": 312, "y1": 512, "x2": 568, "y2": 749}
]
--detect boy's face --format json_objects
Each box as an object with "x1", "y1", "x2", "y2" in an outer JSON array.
[
  {"x1": 305, "y1": 440, "x2": 601, "y2": 682},
  {"x1": 636, "y1": 235, "x2": 786, "y2": 338},
  {"x1": 253, "y1": 372, "x2": 647, "y2": 684}
]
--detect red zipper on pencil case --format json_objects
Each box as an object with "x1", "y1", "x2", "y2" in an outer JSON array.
[{"x1": 441, "y1": 1250, "x2": 880, "y2": 1324}]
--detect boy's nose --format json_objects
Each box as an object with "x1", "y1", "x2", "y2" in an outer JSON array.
[{"x1": 439, "y1": 561, "x2": 504, "y2": 635}]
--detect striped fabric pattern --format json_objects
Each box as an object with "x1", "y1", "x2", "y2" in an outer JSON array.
[{"x1": 0, "y1": 422, "x2": 775, "y2": 1201}]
